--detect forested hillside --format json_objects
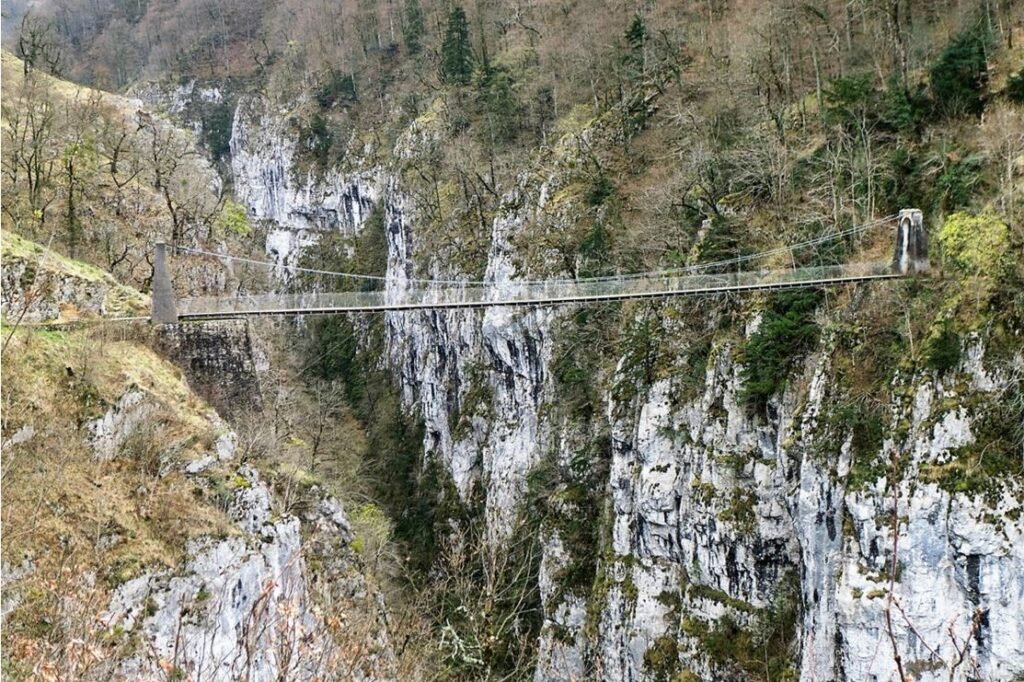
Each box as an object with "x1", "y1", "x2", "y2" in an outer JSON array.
[
  {"x1": 7, "y1": 1, "x2": 1024, "y2": 279},
  {"x1": 3, "y1": 1, "x2": 1023, "y2": 680}
]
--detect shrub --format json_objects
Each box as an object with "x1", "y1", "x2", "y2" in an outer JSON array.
[
  {"x1": 1007, "y1": 70, "x2": 1024, "y2": 104},
  {"x1": 880, "y1": 145, "x2": 925, "y2": 216},
  {"x1": 930, "y1": 28, "x2": 989, "y2": 117},
  {"x1": 349, "y1": 502, "x2": 394, "y2": 561},
  {"x1": 695, "y1": 216, "x2": 743, "y2": 265},
  {"x1": 846, "y1": 403, "x2": 885, "y2": 461},
  {"x1": 551, "y1": 305, "x2": 616, "y2": 419},
  {"x1": 310, "y1": 316, "x2": 362, "y2": 399},
  {"x1": 882, "y1": 74, "x2": 929, "y2": 134},
  {"x1": 824, "y1": 73, "x2": 876, "y2": 129},
  {"x1": 611, "y1": 313, "x2": 663, "y2": 407},
  {"x1": 938, "y1": 211, "x2": 1009, "y2": 275},
  {"x1": 585, "y1": 175, "x2": 615, "y2": 206},
  {"x1": 741, "y1": 290, "x2": 823, "y2": 411},
  {"x1": 689, "y1": 575, "x2": 799, "y2": 681},
  {"x1": 924, "y1": 323, "x2": 961, "y2": 373},
  {"x1": 643, "y1": 635, "x2": 680, "y2": 682},
  {"x1": 213, "y1": 199, "x2": 251, "y2": 237},
  {"x1": 934, "y1": 154, "x2": 985, "y2": 211},
  {"x1": 719, "y1": 489, "x2": 757, "y2": 535},
  {"x1": 300, "y1": 113, "x2": 334, "y2": 167},
  {"x1": 315, "y1": 70, "x2": 357, "y2": 108},
  {"x1": 843, "y1": 401, "x2": 892, "y2": 485},
  {"x1": 578, "y1": 220, "x2": 611, "y2": 277}
]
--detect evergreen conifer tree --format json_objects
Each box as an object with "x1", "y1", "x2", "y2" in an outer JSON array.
[
  {"x1": 623, "y1": 12, "x2": 648, "y2": 74},
  {"x1": 625, "y1": 13, "x2": 647, "y2": 54},
  {"x1": 403, "y1": 0, "x2": 425, "y2": 54},
  {"x1": 441, "y1": 6, "x2": 474, "y2": 85},
  {"x1": 930, "y1": 28, "x2": 990, "y2": 117}
]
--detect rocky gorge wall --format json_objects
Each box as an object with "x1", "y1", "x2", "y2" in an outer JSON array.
[
  {"x1": 225, "y1": 95, "x2": 1024, "y2": 681},
  {"x1": 574, "y1": 331, "x2": 1023, "y2": 682},
  {"x1": 95, "y1": 392, "x2": 395, "y2": 682},
  {"x1": 230, "y1": 97, "x2": 378, "y2": 271}
]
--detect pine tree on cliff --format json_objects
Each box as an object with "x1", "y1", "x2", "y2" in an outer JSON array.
[
  {"x1": 623, "y1": 13, "x2": 648, "y2": 77},
  {"x1": 440, "y1": 6, "x2": 473, "y2": 85},
  {"x1": 403, "y1": 0, "x2": 425, "y2": 54}
]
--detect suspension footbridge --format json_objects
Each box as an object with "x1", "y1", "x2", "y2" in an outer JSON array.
[{"x1": 153, "y1": 209, "x2": 929, "y2": 324}]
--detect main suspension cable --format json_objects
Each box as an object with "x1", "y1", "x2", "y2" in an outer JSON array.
[{"x1": 174, "y1": 213, "x2": 896, "y2": 288}]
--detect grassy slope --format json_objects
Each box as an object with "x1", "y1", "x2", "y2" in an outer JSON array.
[
  {"x1": 1, "y1": 51, "x2": 245, "y2": 297},
  {"x1": 2, "y1": 231, "x2": 150, "y2": 320},
  {"x1": 0, "y1": 241, "x2": 242, "y2": 676}
]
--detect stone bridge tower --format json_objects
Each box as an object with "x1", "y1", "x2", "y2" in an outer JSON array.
[
  {"x1": 151, "y1": 241, "x2": 178, "y2": 324},
  {"x1": 892, "y1": 208, "x2": 930, "y2": 274}
]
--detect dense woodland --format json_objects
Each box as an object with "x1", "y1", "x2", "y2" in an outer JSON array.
[{"x1": 4, "y1": 0, "x2": 1023, "y2": 281}]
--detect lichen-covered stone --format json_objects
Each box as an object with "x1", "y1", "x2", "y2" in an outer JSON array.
[{"x1": 156, "y1": 320, "x2": 262, "y2": 418}]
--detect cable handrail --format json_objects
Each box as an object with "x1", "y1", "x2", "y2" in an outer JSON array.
[{"x1": 175, "y1": 261, "x2": 899, "y2": 317}]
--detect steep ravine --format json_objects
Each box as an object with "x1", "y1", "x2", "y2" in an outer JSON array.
[{"x1": 227, "y1": 95, "x2": 1024, "y2": 681}]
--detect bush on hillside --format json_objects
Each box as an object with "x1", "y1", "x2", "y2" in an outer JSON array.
[
  {"x1": 930, "y1": 28, "x2": 989, "y2": 117},
  {"x1": 213, "y1": 199, "x2": 251, "y2": 237},
  {"x1": 924, "y1": 322, "x2": 961, "y2": 373},
  {"x1": 315, "y1": 70, "x2": 357, "y2": 108},
  {"x1": 882, "y1": 74, "x2": 930, "y2": 134},
  {"x1": 1007, "y1": 70, "x2": 1024, "y2": 104},
  {"x1": 742, "y1": 290, "x2": 823, "y2": 411},
  {"x1": 935, "y1": 154, "x2": 986, "y2": 211},
  {"x1": 824, "y1": 73, "x2": 876, "y2": 129},
  {"x1": 938, "y1": 211, "x2": 1009, "y2": 275},
  {"x1": 299, "y1": 112, "x2": 334, "y2": 167}
]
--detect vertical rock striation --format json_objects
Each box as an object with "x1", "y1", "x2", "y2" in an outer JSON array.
[
  {"x1": 230, "y1": 97, "x2": 377, "y2": 270},
  {"x1": 225, "y1": 95, "x2": 1024, "y2": 682}
]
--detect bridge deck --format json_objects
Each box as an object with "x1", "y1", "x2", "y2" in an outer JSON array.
[{"x1": 175, "y1": 262, "x2": 900, "y2": 320}]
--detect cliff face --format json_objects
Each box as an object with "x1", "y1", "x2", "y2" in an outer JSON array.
[
  {"x1": 230, "y1": 97, "x2": 377, "y2": 270},
  {"x1": 227, "y1": 96, "x2": 1024, "y2": 681},
  {"x1": 98, "y1": 324, "x2": 395, "y2": 682},
  {"x1": 105, "y1": 457, "x2": 394, "y2": 682},
  {"x1": 585, "y1": 333, "x2": 1023, "y2": 682}
]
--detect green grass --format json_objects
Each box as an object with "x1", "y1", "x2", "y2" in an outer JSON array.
[{"x1": 1, "y1": 231, "x2": 149, "y2": 319}]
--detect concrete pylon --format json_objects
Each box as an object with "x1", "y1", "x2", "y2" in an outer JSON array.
[
  {"x1": 151, "y1": 242, "x2": 179, "y2": 324},
  {"x1": 892, "y1": 208, "x2": 930, "y2": 275}
]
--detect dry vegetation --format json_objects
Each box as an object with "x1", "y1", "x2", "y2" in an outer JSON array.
[
  {"x1": 0, "y1": 318, "x2": 240, "y2": 678},
  {"x1": 0, "y1": 238, "x2": 419, "y2": 680},
  {"x1": 0, "y1": 50, "x2": 271, "y2": 300}
]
